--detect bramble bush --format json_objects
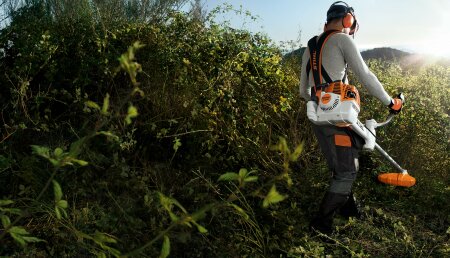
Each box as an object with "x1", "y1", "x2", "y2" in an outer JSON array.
[{"x1": 0, "y1": 2, "x2": 304, "y2": 257}]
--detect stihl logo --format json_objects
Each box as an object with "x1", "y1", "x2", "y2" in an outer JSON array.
[{"x1": 312, "y1": 51, "x2": 318, "y2": 70}]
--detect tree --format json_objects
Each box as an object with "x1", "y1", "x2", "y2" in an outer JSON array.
[
  {"x1": 189, "y1": 0, "x2": 206, "y2": 23},
  {"x1": 2, "y1": 0, "x2": 189, "y2": 26}
]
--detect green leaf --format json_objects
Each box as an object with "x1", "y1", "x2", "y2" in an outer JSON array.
[
  {"x1": 158, "y1": 193, "x2": 172, "y2": 211},
  {"x1": 183, "y1": 58, "x2": 191, "y2": 65},
  {"x1": 0, "y1": 200, "x2": 14, "y2": 206},
  {"x1": 9, "y1": 226, "x2": 44, "y2": 247},
  {"x1": 132, "y1": 87, "x2": 145, "y2": 97},
  {"x1": 229, "y1": 203, "x2": 249, "y2": 220},
  {"x1": 101, "y1": 93, "x2": 110, "y2": 115},
  {"x1": 170, "y1": 198, "x2": 188, "y2": 214},
  {"x1": 173, "y1": 138, "x2": 182, "y2": 151},
  {"x1": 158, "y1": 192, "x2": 187, "y2": 217},
  {"x1": 238, "y1": 168, "x2": 248, "y2": 178},
  {"x1": 290, "y1": 142, "x2": 304, "y2": 162},
  {"x1": 375, "y1": 208, "x2": 384, "y2": 215},
  {"x1": 85, "y1": 100, "x2": 101, "y2": 110},
  {"x1": 96, "y1": 131, "x2": 120, "y2": 141},
  {"x1": 0, "y1": 207, "x2": 21, "y2": 215},
  {"x1": 9, "y1": 226, "x2": 28, "y2": 235},
  {"x1": 93, "y1": 231, "x2": 117, "y2": 244},
  {"x1": 1, "y1": 214, "x2": 11, "y2": 227},
  {"x1": 49, "y1": 158, "x2": 59, "y2": 167},
  {"x1": 97, "y1": 252, "x2": 107, "y2": 258},
  {"x1": 132, "y1": 41, "x2": 145, "y2": 50},
  {"x1": 218, "y1": 172, "x2": 239, "y2": 182},
  {"x1": 69, "y1": 137, "x2": 87, "y2": 158},
  {"x1": 21, "y1": 236, "x2": 44, "y2": 244},
  {"x1": 54, "y1": 201, "x2": 68, "y2": 219},
  {"x1": 243, "y1": 176, "x2": 258, "y2": 182},
  {"x1": 72, "y1": 159, "x2": 88, "y2": 166},
  {"x1": 54, "y1": 147, "x2": 64, "y2": 158},
  {"x1": 125, "y1": 104, "x2": 138, "y2": 125},
  {"x1": 108, "y1": 248, "x2": 121, "y2": 257},
  {"x1": 52, "y1": 180, "x2": 63, "y2": 201},
  {"x1": 10, "y1": 232, "x2": 26, "y2": 247},
  {"x1": 57, "y1": 200, "x2": 68, "y2": 209},
  {"x1": 31, "y1": 145, "x2": 50, "y2": 159},
  {"x1": 263, "y1": 185, "x2": 287, "y2": 208},
  {"x1": 271, "y1": 137, "x2": 289, "y2": 154},
  {"x1": 55, "y1": 206, "x2": 61, "y2": 219},
  {"x1": 168, "y1": 211, "x2": 179, "y2": 222},
  {"x1": 193, "y1": 222, "x2": 208, "y2": 233},
  {"x1": 190, "y1": 203, "x2": 214, "y2": 222},
  {"x1": 74, "y1": 230, "x2": 93, "y2": 241},
  {"x1": 159, "y1": 235, "x2": 170, "y2": 258}
]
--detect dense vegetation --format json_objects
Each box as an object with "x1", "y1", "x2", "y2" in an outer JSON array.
[{"x1": 0, "y1": 1, "x2": 449, "y2": 257}]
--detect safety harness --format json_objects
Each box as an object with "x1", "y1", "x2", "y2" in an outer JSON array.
[{"x1": 306, "y1": 30, "x2": 348, "y2": 102}]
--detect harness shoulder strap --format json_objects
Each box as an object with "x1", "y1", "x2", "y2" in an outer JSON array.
[
  {"x1": 342, "y1": 63, "x2": 348, "y2": 82},
  {"x1": 307, "y1": 36, "x2": 320, "y2": 85},
  {"x1": 306, "y1": 30, "x2": 342, "y2": 86}
]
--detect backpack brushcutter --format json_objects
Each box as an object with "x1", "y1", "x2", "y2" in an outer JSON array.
[{"x1": 307, "y1": 91, "x2": 416, "y2": 187}]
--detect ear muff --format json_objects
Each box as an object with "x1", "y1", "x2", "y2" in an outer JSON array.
[
  {"x1": 342, "y1": 12, "x2": 354, "y2": 28},
  {"x1": 327, "y1": 1, "x2": 358, "y2": 35},
  {"x1": 349, "y1": 17, "x2": 358, "y2": 35}
]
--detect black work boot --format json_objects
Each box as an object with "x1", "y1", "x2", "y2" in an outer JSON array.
[
  {"x1": 339, "y1": 192, "x2": 362, "y2": 219},
  {"x1": 310, "y1": 192, "x2": 349, "y2": 234}
]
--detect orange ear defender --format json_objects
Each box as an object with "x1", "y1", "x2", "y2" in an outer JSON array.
[
  {"x1": 342, "y1": 12, "x2": 354, "y2": 28},
  {"x1": 327, "y1": 1, "x2": 358, "y2": 34}
]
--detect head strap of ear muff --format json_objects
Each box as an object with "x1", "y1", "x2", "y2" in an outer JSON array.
[{"x1": 327, "y1": 1, "x2": 358, "y2": 35}]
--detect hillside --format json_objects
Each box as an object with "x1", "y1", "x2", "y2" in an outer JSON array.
[
  {"x1": 360, "y1": 47, "x2": 411, "y2": 61},
  {"x1": 284, "y1": 47, "x2": 410, "y2": 63},
  {"x1": 286, "y1": 47, "x2": 410, "y2": 61},
  {"x1": 287, "y1": 46, "x2": 450, "y2": 70}
]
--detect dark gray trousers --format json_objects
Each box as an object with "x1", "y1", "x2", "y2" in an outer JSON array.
[{"x1": 312, "y1": 124, "x2": 365, "y2": 195}]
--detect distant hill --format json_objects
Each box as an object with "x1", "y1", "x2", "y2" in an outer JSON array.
[
  {"x1": 285, "y1": 46, "x2": 450, "y2": 70},
  {"x1": 282, "y1": 47, "x2": 306, "y2": 62},
  {"x1": 360, "y1": 47, "x2": 411, "y2": 61},
  {"x1": 361, "y1": 47, "x2": 450, "y2": 69},
  {"x1": 284, "y1": 47, "x2": 411, "y2": 63}
]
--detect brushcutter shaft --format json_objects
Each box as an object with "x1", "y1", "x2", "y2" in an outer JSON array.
[
  {"x1": 351, "y1": 117, "x2": 408, "y2": 174},
  {"x1": 374, "y1": 143, "x2": 408, "y2": 174}
]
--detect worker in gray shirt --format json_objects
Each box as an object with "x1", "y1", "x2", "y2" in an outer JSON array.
[{"x1": 299, "y1": 1, "x2": 403, "y2": 234}]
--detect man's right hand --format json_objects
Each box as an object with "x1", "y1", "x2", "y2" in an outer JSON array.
[{"x1": 388, "y1": 93, "x2": 404, "y2": 114}]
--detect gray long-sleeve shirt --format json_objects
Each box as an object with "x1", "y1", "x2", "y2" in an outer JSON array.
[{"x1": 299, "y1": 32, "x2": 392, "y2": 106}]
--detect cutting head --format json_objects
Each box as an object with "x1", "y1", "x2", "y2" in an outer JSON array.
[{"x1": 378, "y1": 173, "x2": 416, "y2": 187}]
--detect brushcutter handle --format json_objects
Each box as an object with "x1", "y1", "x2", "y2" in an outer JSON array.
[
  {"x1": 376, "y1": 114, "x2": 395, "y2": 127},
  {"x1": 388, "y1": 93, "x2": 405, "y2": 114},
  {"x1": 398, "y1": 92, "x2": 405, "y2": 103},
  {"x1": 377, "y1": 93, "x2": 405, "y2": 127}
]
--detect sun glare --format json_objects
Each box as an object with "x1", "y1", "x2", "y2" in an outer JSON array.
[
  {"x1": 414, "y1": 6, "x2": 450, "y2": 58},
  {"x1": 416, "y1": 31, "x2": 450, "y2": 58}
]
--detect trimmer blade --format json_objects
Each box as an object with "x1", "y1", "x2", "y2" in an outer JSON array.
[{"x1": 378, "y1": 173, "x2": 416, "y2": 187}]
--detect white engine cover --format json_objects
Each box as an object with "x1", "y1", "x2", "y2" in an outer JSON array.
[
  {"x1": 306, "y1": 90, "x2": 379, "y2": 151},
  {"x1": 314, "y1": 92, "x2": 360, "y2": 126}
]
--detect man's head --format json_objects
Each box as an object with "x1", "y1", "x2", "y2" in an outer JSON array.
[{"x1": 326, "y1": 1, "x2": 358, "y2": 35}]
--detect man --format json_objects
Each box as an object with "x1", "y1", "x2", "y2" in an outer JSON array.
[{"x1": 299, "y1": 1, "x2": 403, "y2": 234}]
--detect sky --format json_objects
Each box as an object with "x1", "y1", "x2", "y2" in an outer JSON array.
[{"x1": 199, "y1": 0, "x2": 450, "y2": 57}]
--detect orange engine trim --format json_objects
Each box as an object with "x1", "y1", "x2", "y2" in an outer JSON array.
[{"x1": 321, "y1": 81, "x2": 361, "y2": 106}]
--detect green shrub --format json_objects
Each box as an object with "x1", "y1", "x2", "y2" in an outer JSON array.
[{"x1": 0, "y1": 1, "x2": 448, "y2": 257}]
